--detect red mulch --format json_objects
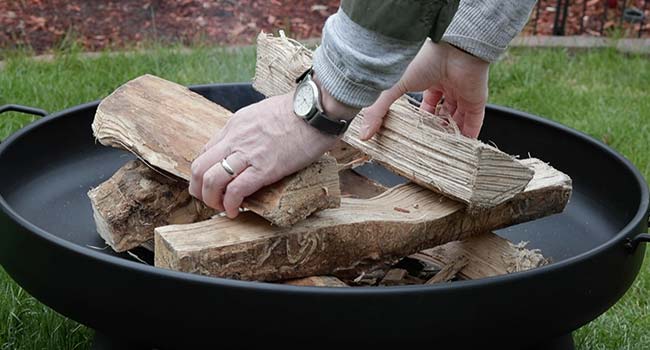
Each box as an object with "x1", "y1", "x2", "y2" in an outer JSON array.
[
  {"x1": 1, "y1": 0, "x2": 648, "y2": 54},
  {"x1": 523, "y1": 0, "x2": 650, "y2": 37},
  {"x1": 0, "y1": 0, "x2": 340, "y2": 53}
]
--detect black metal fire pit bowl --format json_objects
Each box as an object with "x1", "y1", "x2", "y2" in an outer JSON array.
[{"x1": 0, "y1": 83, "x2": 648, "y2": 350}]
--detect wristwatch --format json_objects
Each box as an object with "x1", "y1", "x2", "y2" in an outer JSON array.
[{"x1": 293, "y1": 67, "x2": 351, "y2": 136}]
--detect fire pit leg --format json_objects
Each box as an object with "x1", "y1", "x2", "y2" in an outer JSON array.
[{"x1": 91, "y1": 331, "x2": 155, "y2": 350}]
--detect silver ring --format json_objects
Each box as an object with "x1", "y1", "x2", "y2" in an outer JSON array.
[{"x1": 221, "y1": 158, "x2": 235, "y2": 176}]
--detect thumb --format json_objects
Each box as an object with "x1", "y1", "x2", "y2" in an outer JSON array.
[{"x1": 359, "y1": 82, "x2": 405, "y2": 141}]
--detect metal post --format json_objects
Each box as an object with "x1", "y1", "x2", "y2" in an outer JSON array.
[
  {"x1": 601, "y1": 0, "x2": 609, "y2": 35},
  {"x1": 580, "y1": 0, "x2": 588, "y2": 33},
  {"x1": 561, "y1": 0, "x2": 571, "y2": 34},
  {"x1": 640, "y1": 0, "x2": 649, "y2": 37},
  {"x1": 553, "y1": 0, "x2": 564, "y2": 35},
  {"x1": 534, "y1": 0, "x2": 542, "y2": 35}
]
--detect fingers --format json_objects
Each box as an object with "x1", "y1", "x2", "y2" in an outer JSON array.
[
  {"x1": 189, "y1": 141, "x2": 230, "y2": 200},
  {"x1": 441, "y1": 96, "x2": 458, "y2": 117},
  {"x1": 452, "y1": 110, "x2": 465, "y2": 132},
  {"x1": 223, "y1": 167, "x2": 264, "y2": 218},
  {"x1": 458, "y1": 108, "x2": 485, "y2": 139},
  {"x1": 359, "y1": 83, "x2": 405, "y2": 141},
  {"x1": 450, "y1": 101, "x2": 485, "y2": 139},
  {"x1": 420, "y1": 89, "x2": 443, "y2": 115},
  {"x1": 199, "y1": 152, "x2": 248, "y2": 212},
  {"x1": 201, "y1": 129, "x2": 226, "y2": 155}
]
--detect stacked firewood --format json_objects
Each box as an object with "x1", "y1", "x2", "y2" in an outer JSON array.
[{"x1": 87, "y1": 33, "x2": 571, "y2": 288}]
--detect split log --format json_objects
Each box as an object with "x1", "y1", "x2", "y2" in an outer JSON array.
[
  {"x1": 283, "y1": 276, "x2": 348, "y2": 287},
  {"x1": 88, "y1": 160, "x2": 216, "y2": 252},
  {"x1": 252, "y1": 32, "x2": 534, "y2": 211},
  {"x1": 327, "y1": 140, "x2": 368, "y2": 171},
  {"x1": 338, "y1": 169, "x2": 388, "y2": 199},
  {"x1": 91, "y1": 74, "x2": 340, "y2": 227},
  {"x1": 89, "y1": 167, "x2": 376, "y2": 253},
  {"x1": 379, "y1": 268, "x2": 408, "y2": 285},
  {"x1": 425, "y1": 255, "x2": 470, "y2": 284},
  {"x1": 154, "y1": 158, "x2": 571, "y2": 282},
  {"x1": 414, "y1": 232, "x2": 550, "y2": 280}
]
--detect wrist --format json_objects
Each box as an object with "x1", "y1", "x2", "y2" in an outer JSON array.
[
  {"x1": 312, "y1": 73, "x2": 361, "y2": 122},
  {"x1": 444, "y1": 42, "x2": 490, "y2": 66}
]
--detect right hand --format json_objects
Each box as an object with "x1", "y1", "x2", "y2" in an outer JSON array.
[{"x1": 360, "y1": 39, "x2": 490, "y2": 140}]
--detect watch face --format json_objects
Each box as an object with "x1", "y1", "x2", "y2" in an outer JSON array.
[{"x1": 294, "y1": 83, "x2": 315, "y2": 117}]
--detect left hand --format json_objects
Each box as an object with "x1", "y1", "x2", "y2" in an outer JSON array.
[
  {"x1": 189, "y1": 91, "x2": 341, "y2": 218},
  {"x1": 360, "y1": 40, "x2": 490, "y2": 140}
]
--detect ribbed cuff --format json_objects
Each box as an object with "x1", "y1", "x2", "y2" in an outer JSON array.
[
  {"x1": 442, "y1": 0, "x2": 536, "y2": 62},
  {"x1": 312, "y1": 10, "x2": 423, "y2": 109},
  {"x1": 443, "y1": 34, "x2": 505, "y2": 62},
  {"x1": 313, "y1": 45, "x2": 382, "y2": 109}
]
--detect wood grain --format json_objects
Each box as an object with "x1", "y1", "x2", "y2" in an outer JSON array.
[
  {"x1": 415, "y1": 232, "x2": 550, "y2": 280},
  {"x1": 91, "y1": 74, "x2": 340, "y2": 226},
  {"x1": 154, "y1": 158, "x2": 571, "y2": 282},
  {"x1": 252, "y1": 32, "x2": 534, "y2": 211},
  {"x1": 425, "y1": 255, "x2": 469, "y2": 284}
]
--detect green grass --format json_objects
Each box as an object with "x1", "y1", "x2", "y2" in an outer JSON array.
[
  {"x1": 1, "y1": 45, "x2": 649, "y2": 349},
  {"x1": 489, "y1": 48, "x2": 650, "y2": 349}
]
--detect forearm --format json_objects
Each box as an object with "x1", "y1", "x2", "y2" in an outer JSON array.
[
  {"x1": 442, "y1": 0, "x2": 537, "y2": 62},
  {"x1": 313, "y1": 1, "x2": 459, "y2": 109}
]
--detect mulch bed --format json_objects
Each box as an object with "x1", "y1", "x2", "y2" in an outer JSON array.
[
  {"x1": 1, "y1": 0, "x2": 648, "y2": 54},
  {"x1": 523, "y1": 0, "x2": 649, "y2": 37},
  {"x1": 0, "y1": 0, "x2": 339, "y2": 53}
]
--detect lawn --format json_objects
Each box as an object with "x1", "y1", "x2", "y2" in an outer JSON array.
[{"x1": 1, "y1": 45, "x2": 649, "y2": 349}]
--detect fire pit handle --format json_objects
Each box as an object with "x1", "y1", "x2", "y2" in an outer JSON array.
[
  {"x1": 0, "y1": 104, "x2": 48, "y2": 118},
  {"x1": 625, "y1": 234, "x2": 650, "y2": 253}
]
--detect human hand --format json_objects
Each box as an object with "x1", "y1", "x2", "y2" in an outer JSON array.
[
  {"x1": 189, "y1": 89, "x2": 353, "y2": 219},
  {"x1": 360, "y1": 40, "x2": 489, "y2": 140},
  {"x1": 188, "y1": 92, "x2": 338, "y2": 218}
]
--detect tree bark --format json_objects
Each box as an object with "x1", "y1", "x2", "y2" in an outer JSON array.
[{"x1": 88, "y1": 160, "x2": 216, "y2": 252}]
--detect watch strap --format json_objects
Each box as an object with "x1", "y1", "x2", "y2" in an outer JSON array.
[
  {"x1": 306, "y1": 110, "x2": 350, "y2": 136},
  {"x1": 296, "y1": 66, "x2": 352, "y2": 136},
  {"x1": 295, "y1": 66, "x2": 314, "y2": 83}
]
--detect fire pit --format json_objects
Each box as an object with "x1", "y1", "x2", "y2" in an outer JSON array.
[{"x1": 0, "y1": 83, "x2": 648, "y2": 349}]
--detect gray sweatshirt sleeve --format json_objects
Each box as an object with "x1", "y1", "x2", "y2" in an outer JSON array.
[
  {"x1": 313, "y1": 0, "x2": 536, "y2": 108},
  {"x1": 312, "y1": 9, "x2": 424, "y2": 109},
  {"x1": 442, "y1": 0, "x2": 537, "y2": 62}
]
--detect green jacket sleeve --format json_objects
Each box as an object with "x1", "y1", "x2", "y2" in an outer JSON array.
[{"x1": 341, "y1": 0, "x2": 459, "y2": 43}]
